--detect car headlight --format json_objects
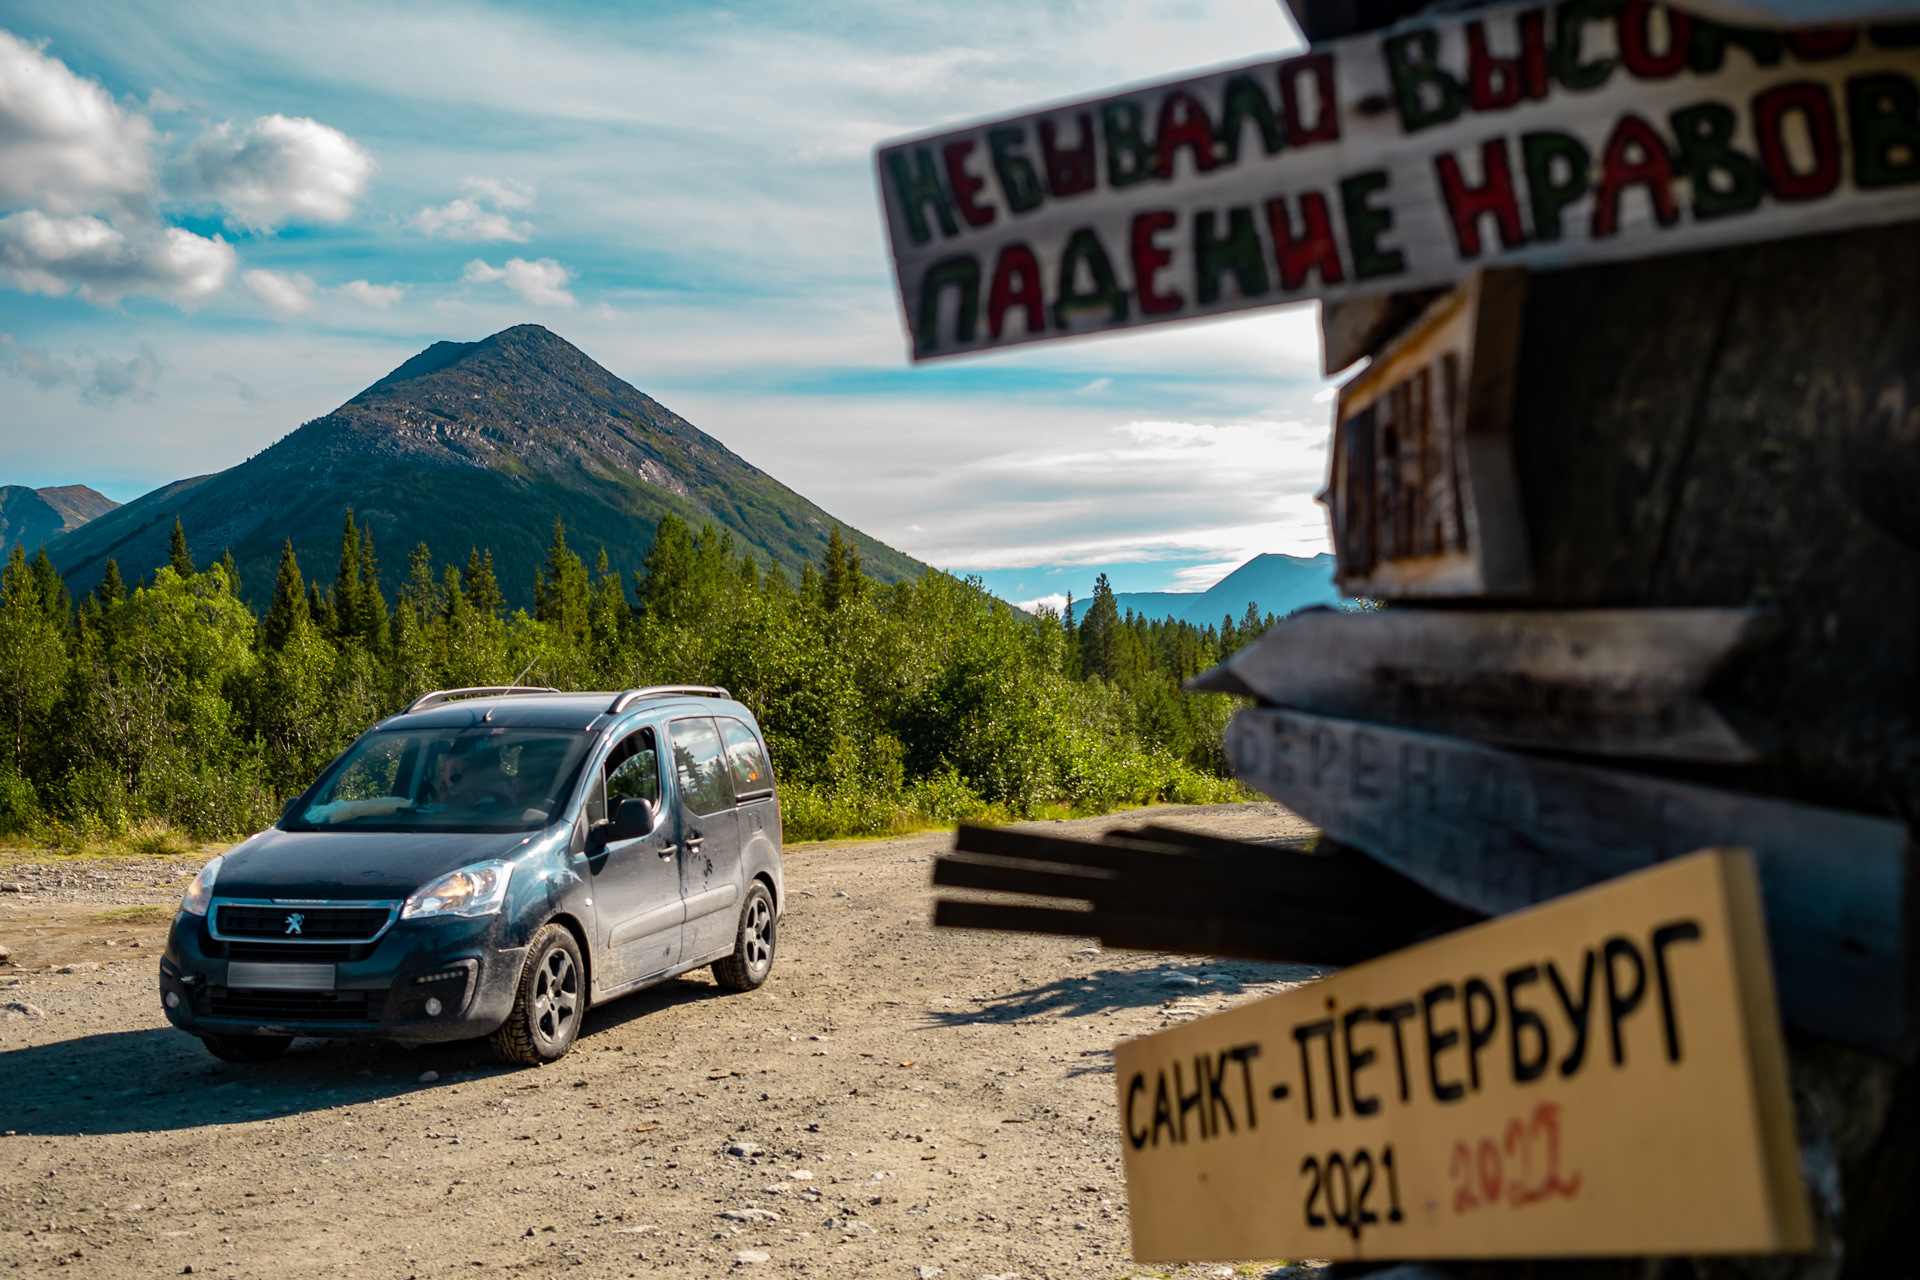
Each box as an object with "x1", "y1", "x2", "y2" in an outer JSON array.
[
  {"x1": 402, "y1": 861, "x2": 515, "y2": 920},
  {"x1": 180, "y1": 856, "x2": 222, "y2": 916}
]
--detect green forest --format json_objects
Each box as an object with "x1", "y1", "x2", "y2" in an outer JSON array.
[{"x1": 0, "y1": 513, "x2": 1284, "y2": 848}]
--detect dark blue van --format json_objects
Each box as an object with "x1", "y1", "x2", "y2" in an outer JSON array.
[{"x1": 159, "y1": 686, "x2": 783, "y2": 1066}]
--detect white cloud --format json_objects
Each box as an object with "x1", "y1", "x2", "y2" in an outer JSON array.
[
  {"x1": 463, "y1": 256, "x2": 575, "y2": 307},
  {"x1": 1014, "y1": 592, "x2": 1068, "y2": 616},
  {"x1": 336, "y1": 278, "x2": 403, "y2": 307},
  {"x1": 243, "y1": 267, "x2": 315, "y2": 315},
  {"x1": 0, "y1": 210, "x2": 233, "y2": 304},
  {"x1": 0, "y1": 333, "x2": 162, "y2": 403},
  {"x1": 170, "y1": 113, "x2": 374, "y2": 231},
  {"x1": 0, "y1": 29, "x2": 154, "y2": 215},
  {"x1": 411, "y1": 176, "x2": 534, "y2": 241}
]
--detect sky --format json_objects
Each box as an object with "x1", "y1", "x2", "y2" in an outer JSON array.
[{"x1": 0, "y1": 0, "x2": 1340, "y2": 610}]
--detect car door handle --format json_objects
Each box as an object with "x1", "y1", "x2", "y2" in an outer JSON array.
[{"x1": 684, "y1": 837, "x2": 703, "y2": 854}]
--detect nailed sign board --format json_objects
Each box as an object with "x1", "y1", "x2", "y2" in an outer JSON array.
[
  {"x1": 1325, "y1": 269, "x2": 1530, "y2": 597},
  {"x1": 1115, "y1": 848, "x2": 1810, "y2": 1261},
  {"x1": 875, "y1": 3, "x2": 1920, "y2": 360},
  {"x1": 1224, "y1": 704, "x2": 1911, "y2": 1055}
]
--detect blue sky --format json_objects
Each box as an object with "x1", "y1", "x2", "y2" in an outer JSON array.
[{"x1": 0, "y1": 0, "x2": 1338, "y2": 608}]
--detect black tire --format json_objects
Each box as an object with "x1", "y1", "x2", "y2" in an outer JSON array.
[
  {"x1": 201, "y1": 1034, "x2": 292, "y2": 1063},
  {"x1": 489, "y1": 924, "x2": 586, "y2": 1066},
  {"x1": 712, "y1": 881, "x2": 776, "y2": 992}
]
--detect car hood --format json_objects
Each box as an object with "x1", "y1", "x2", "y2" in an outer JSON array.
[{"x1": 210, "y1": 826, "x2": 559, "y2": 900}]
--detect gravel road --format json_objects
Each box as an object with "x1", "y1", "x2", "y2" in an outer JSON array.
[{"x1": 0, "y1": 803, "x2": 1326, "y2": 1279}]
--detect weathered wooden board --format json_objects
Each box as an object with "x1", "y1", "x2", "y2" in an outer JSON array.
[
  {"x1": 877, "y1": 4, "x2": 1920, "y2": 360},
  {"x1": 933, "y1": 823, "x2": 1480, "y2": 964},
  {"x1": 1117, "y1": 849, "x2": 1809, "y2": 1260},
  {"x1": 1225, "y1": 705, "x2": 1911, "y2": 1055},
  {"x1": 1186, "y1": 605, "x2": 1769, "y2": 761},
  {"x1": 1324, "y1": 269, "x2": 1530, "y2": 598}
]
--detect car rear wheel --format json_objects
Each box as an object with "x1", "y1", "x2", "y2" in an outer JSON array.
[
  {"x1": 490, "y1": 924, "x2": 585, "y2": 1066},
  {"x1": 712, "y1": 881, "x2": 776, "y2": 992},
  {"x1": 201, "y1": 1034, "x2": 292, "y2": 1063}
]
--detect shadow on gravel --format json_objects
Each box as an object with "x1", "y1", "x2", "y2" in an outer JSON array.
[
  {"x1": 921, "y1": 958, "x2": 1327, "y2": 1029},
  {"x1": 0, "y1": 973, "x2": 741, "y2": 1137}
]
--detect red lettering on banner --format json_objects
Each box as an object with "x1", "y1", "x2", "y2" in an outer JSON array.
[
  {"x1": 1280, "y1": 54, "x2": 1341, "y2": 146},
  {"x1": 1436, "y1": 139, "x2": 1528, "y2": 257},
  {"x1": 1155, "y1": 92, "x2": 1219, "y2": 180},
  {"x1": 1519, "y1": 10, "x2": 1552, "y2": 100},
  {"x1": 1265, "y1": 193, "x2": 1346, "y2": 289},
  {"x1": 1618, "y1": 0, "x2": 1694, "y2": 80},
  {"x1": 1131, "y1": 211, "x2": 1185, "y2": 314},
  {"x1": 986, "y1": 243, "x2": 1046, "y2": 338},
  {"x1": 942, "y1": 140, "x2": 996, "y2": 228},
  {"x1": 1467, "y1": 22, "x2": 1523, "y2": 111},
  {"x1": 1784, "y1": 27, "x2": 1857, "y2": 59},
  {"x1": 1593, "y1": 113, "x2": 1680, "y2": 235},
  {"x1": 1753, "y1": 82, "x2": 1842, "y2": 199}
]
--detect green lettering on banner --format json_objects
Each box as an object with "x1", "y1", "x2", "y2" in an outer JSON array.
[
  {"x1": 1102, "y1": 100, "x2": 1157, "y2": 188},
  {"x1": 1340, "y1": 170, "x2": 1407, "y2": 278},
  {"x1": 1553, "y1": 0, "x2": 1619, "y2": 91},
  {"x1": 1053, "y1": 228, "x2": 1130, "y2": 329},
  {"x1": 1752, "y1": 83, "x2": 1842, "y2": 200},
  {"x1": 1385, "y1": 29, "x2": 1465, "y2": 132},
  {"x1": 1689, "y1": 18, "x2": 1784, "y2": 73},
  {"x1": 1220, "y1": 75, "x2": 1287, "y2": 163},
  {"x1": 1194, "y1": 208, "x2": 1271, "y2": 304},
  {"x1": 1848, "y1": 72, "x2": 1920, "y2": 187},
  {"x1": 915, "y1": 255, "x2": 979, "y2": 356},
  {"x1": 1670, "y1": 102, "x2": 1764, "y2": 218},
  {"x1": 988, "y1": 127, "x2": 1045, "y2": 214},
  {"x1": 1521, "y1": 131, "x2": 1592, "y2": 240},
  {"x1": 885, "y1": 149, "x2": 958, "y2": 245}
]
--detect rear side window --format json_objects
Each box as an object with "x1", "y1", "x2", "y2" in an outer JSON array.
[
  {"x1": 719, "y1": 718, "x2": 774, "y2": 801},
  {"x1": 669, "y1": 717, "x2": 734, "y2": 816}
]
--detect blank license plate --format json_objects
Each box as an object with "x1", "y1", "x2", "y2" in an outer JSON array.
[{"x1": 226, "y1": 962, "x2": 336, "y2": 990}]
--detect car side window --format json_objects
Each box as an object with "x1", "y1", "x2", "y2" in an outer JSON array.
[
  {"x1": 586, "y1": 728, "x2": 658, "y2": 827},
  {"x1": 718, "y1": 718, "x2": 773, "y2": 801},
  {"x1": 668, "y1": 717, "x2": 734, "y2": 817}
]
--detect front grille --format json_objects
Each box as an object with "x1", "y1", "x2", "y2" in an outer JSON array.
[
  {"x1": 214, "y1": 904, "x2": 390, "y2": 942},
  {"x1": 208, "y1": 989, "x2": 385, "y2": 1023},
  {"x1": 225, "y1": 941, "x2": 356, "y2": 962}
]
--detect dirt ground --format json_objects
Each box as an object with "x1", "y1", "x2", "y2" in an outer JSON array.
[{"x1": 0, "y1": 803, "x2": 1329, "y2": 1280}]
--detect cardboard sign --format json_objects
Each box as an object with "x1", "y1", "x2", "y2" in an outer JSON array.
[
  {"x1": 875, "y1": 3, "x2": 1920, "y2": 360},
  {"x1": 1114, "y1": 848, "x2": 1810, "y2": 1260},
  {"x1": 1224, "y1": 703, "x2": 1911, "y2": 1055},
  {"x1": 1324, "y1": 269, "x2": 1530, "y2": 597}
]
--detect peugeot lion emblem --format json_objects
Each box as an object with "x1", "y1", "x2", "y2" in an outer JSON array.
[{"x1": 284, "y1": 912, "x2": 305, "y2": 935}]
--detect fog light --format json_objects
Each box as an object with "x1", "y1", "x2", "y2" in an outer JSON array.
[
  {"x1": 164, "y1": 991, "x2": 180, "y2": 1009},
  {"x1": 424, "y1": 997, "x2": 443, "y2": 1016}
]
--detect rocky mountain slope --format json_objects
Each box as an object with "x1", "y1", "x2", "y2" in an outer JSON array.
[
  {"x1": 0, "y1": 484, "x2": 119, "y2": 557},
  {"x1": 50, "y1": 326, "x2": 922, "y2": 606}
]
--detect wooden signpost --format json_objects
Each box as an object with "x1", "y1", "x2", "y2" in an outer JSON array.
[
  {"x1": 1115, "y1": 849, "x2": 1810, "y2": 1260},
  {"x1": 1223, "y1": 704, "x2": 1911, "y2": 1054},
  {"x1": 1323, "y1": 269, "x2": 1530, "y2": 597},
  {"x1": 875, "y1": 3, "x2": 1920, "y2": 360},
  {"x1": 1186, "y1": 605, "x2": 1768, "y2": 761}
]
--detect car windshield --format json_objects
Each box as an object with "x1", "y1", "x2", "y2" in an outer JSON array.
[{"x1": 288, "y1": 727, "x2": 594, "y2": 833}]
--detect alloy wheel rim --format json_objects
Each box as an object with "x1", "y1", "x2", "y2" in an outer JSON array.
[
  {"x1": 744, "y1": 897, "x2": 773, "y2": 974},
  {"x1": 530, "y1": 947, "x2": 578, "y2": 1048}
]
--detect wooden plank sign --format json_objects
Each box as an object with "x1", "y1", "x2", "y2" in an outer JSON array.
[
  {"x1": 1323, "y1": 270, "x2": 1529, "y2": 597},
  {"x1": 1186, "y1": 605, "x2": 1768, "y2": 761},
  {"x1": 1225, "y1": 704, "x2": 1911, "y2": 1055},
  {"x1": 875, "y1": 4, "x2": 1920, "y2": 360},
  {"x1": 1115, "y1": 848, "x2": 1810, "y2": 1261}
]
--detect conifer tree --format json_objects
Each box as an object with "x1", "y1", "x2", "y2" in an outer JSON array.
[
  {"x1": 308, "y1": 581, "x2": 336, "y2": 636},
  {"x1": 463, "y1": 548, "x2": 505, "y2": 619},
  {"x1": 822, "y1": 527, "x2": 868, "y2": 612},
  {"x1": 218, "y1": 548, "x2": 239, "y2": 592},
  {"x1": 332, "y1": 511, "x2": 363, "y2": 642},
  {"x1": 168, "y1": 517, "x2": 193, "y2": 577},
  {"x1": 28, "y1": 547, "x2": 70, "y2": 626},
  {"x1": 263, "y1": 541, "x2": 310, "y2": 651},
  {"x1": 96, "y1": 560, "x2": 125, "y2": 610},
  {"x1": 1079, "y1": 574, "x2": 1124, "y2": 683},
  {"x1": 635, "y1": 515, "x2": 695, "y2": 622},
  {"x1": 357, "y1": 522, "x2": 388, "y2": 651},
  {"x1": 401, "y1": 543, "x2": 440, "y2": 627},
  {"x1": 534, "y1": 519, "x2": 591, "y2": 642}
]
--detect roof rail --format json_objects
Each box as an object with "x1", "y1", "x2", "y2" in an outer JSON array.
[
  {"x1": 607, "y1": 685, "x2": 731, "y2": 715},
  {"x1": 403, "y1": 686, "x2": 561, "y2": 714}
]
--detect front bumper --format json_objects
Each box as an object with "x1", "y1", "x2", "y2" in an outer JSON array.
[{"x1": 159, "y1": 910, "x2": 526, "y2": 1044}]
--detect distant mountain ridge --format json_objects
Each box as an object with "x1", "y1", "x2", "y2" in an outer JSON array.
[
  {"x1": 1067, "y1": 552, "x2": 1342, "y2": 627},
  {"x1": 49, "y1": 326, "x2": 924, "y2": 607},
  {"x1": 0, "y1": 484, "x2": 119, "y2": 557}
]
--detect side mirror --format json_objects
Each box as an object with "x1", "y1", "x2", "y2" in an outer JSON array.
[
  {"x1": 588, "y1": 799, "x2": 656, "y2": 850},
  {"x1": 281, "y1": 798, "x2": 302, "y2": 824}
]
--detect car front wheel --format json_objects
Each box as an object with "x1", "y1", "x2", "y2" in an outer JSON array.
[
  {"x1": 490, "y1": 924, "x2": 585, "y2": 1065},
  {"x1": 712, "y1": 881, "x2": 776, "y2": 992}
]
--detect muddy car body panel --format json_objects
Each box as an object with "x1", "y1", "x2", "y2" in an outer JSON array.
[{"x1": 160, "y1": 688, "x2": 783, "y2": 1049}]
